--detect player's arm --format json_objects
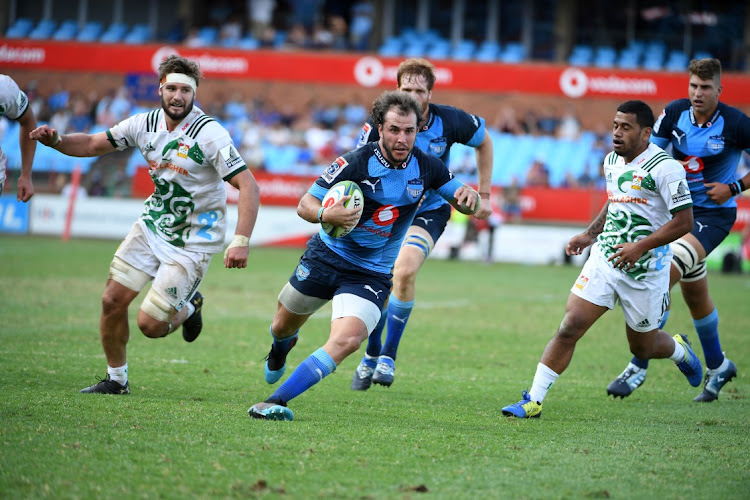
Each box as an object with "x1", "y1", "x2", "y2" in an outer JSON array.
[
  {"x1": 566, "y1": 202, "x2": 609, "y2": 255},
  {"x1": 704, "y1": 113, "x2": 750, "y2": 203},
  {"x1": 224, "y1": 169, "x2": 260, "y2": 269},
  {"x1": 15, "y1": 104, "x2": 37, "y2": 202},
  {"x1": 29, "y1": 125, "x2": 114, "y2": 157},
  {"x1": 609, "y1": 206, "x2": 693, "y2": 270},
  {"x1": 473, "y1": 129, "x2": 494, "y2": 220}
]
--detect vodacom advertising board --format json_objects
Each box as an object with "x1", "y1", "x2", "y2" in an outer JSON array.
[{"x1": 2, "y1": 39, "x2": 750, "y2": 103}]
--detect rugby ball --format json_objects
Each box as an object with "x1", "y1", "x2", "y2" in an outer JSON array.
[{"x1": 321, "y1": 180, "x2": 364, "y2": 238}]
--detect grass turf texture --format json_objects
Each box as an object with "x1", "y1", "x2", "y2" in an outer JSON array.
[{"x1": 1, "y1": 235, "x2": 748, "y2": 499}]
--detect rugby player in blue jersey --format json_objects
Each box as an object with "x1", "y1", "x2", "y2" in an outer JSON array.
[
  {"x1": 248, "y1": 91, "x2": 480, "y2": 420},
  {"x1": 607, "y1": 58, "x2": 750, "y2": 402},
  {"x1": 351, "y1": 58, "x2": 494, "y2": 390}
]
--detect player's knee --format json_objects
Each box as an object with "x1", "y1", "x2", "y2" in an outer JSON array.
[
  {"x1": 557, "y1": 315, "x2": 587, "y2": 340},
  {"x1": 139, "y1": 288, "x2": 175, "y2": 336},
  {"x1": 109, "y1": 256, "x2": 151, "y2": 292},
  {"x1": 671, "y1": 239, "x2": 706, "y2": 282},
  {"x1": 628, "y1": 342, "x2": 653, "y2": 360},
  {"x1": 101, "y1": 288, "x2": 130, "y2": 317}
]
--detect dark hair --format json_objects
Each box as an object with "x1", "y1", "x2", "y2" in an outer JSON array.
[
  {"x1": 688, "y1": 58, "x2": 721, "y2": 83},
  {"x1": 616, "y1": 100, "x2": 654, "y2": 129},
  {"x1": 370, "y1": 90, "x2": 422, "y2": 128},
  {"x1": 158, "y1": 55, "x2": 202, "y2": 87},
  {"x1": 397, "y1": 58, "x2": 437, "y2": 91}
]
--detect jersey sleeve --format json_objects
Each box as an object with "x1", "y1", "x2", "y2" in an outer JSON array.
[
  {"x1": 106, "y1": 113, "x2": 144, "y2": 151},
  {"x1": 651, "y1": 102, "x2": 677, "y2": 149},
  {"x1": 448, "y1": 107, "x2": 486, "y2": 147},
  {"x1": 0, "y1": 76, "x2": 29, "y2": 120},
  {"x1": 356, "y1": 118, "x2": 379, "y2": 148},
  {"x1": 657, "y1": 159, "x2": 693, "y2": 213},
  {"x1": 200, "y1": 122, "x2": 248, "y2": 181},
  {"x1": 731, "y1": 111, "x2": 750, "y2": 152},
  {"x1": 308, "y1": 153, "x2": 357, "y2": 200},
  {"x1": 422, "y1": 153, "x2": 464, "y2": 201}
]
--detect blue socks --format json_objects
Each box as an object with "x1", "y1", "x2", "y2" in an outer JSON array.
[
  {"x1": 629, "y1": 310, "x2": 671, "y2": 370},
  {"x1": 365, "y1": 309, "x2": 386, "y2": 358},
  {"x1": 694, "y1": 308, "x2": 722, "y2": 369},
  {"x1": 381, "y1": 296, "x2": 414, "y2": 361},
  {"x1": 268, "y1": 348, "x2": 337, "y2": 404}
]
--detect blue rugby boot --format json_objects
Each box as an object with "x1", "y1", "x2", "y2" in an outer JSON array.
[
  {"x1": 607, "y1": 363, "x2": 647, "y2": 398},
  {"x1": 673, "y1": 334, "x2": 703, "y2": 387},
  {"x1": 694, "y1": 358, "x2": 737, "y2": 402},
  {"x1": 351, "y1": 356, "x2": 377, "y2": 391},
  {"x1": 502, "y1": 391, "x2": 542, "y2": 418},
  {"x1": 248, "y1": 402, "x2": 294, "y2": 421},
  {"x1": 372, "y1": 356, "x2": 395, "y2": 387},
  {"x1": 264, "y1": 335, "x2": 298, "y2": 384}
]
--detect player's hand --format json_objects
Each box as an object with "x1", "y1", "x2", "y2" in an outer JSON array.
[
  {"x1": 704, "y1": 182, "x2": 732, "y2": 205},
  {"x1": 321, "y1": 196, "x2": 362, "y2": 229},
  {"x1": 223, "y1": 235, "x2": 250, "y2": 268},
  {"x1": 29, "y1": 124, "x2": 60, "y2": 147},
  {"x1": 608, "y1": 242, "x2": 645, "y2": 270},
  {"x1": 16, "y1": 175, "x2": 34, "y2": 202},
  {"x1": 453, "y1": 185, "x2": 479, "y2": 214},
  {"x1": 473, "y1": 195, "x2": 492, "y2": 220},
  {"x1": 566, "y1": 233, "x2": 595, "y2": 255}
]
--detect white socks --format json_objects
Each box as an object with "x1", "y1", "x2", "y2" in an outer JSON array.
[
  {"x1": 108, "y1": 363, "x2": 128, "y2": 385},
  {"x1": 529, "y1": 363, "x2": 559, "y2": 403},
  {"x1": 669, "y1": 339, "x2": 686, "y2": 362}
]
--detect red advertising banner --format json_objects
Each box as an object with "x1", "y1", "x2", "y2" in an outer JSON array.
[{"x1": 3, "y1": 39, "x2": 750, "y2": 103}]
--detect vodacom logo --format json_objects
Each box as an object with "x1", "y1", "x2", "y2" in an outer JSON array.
[
  {"x1": 559, "y1": 67, "x2": 658, "y2": 98},
  {"x1": 354, "y1": 56, "x2": 386, "y2": 87},
  {"x1": 373, "y1": 205, "x2": 400, "y2": 226},
  {"x1": 559, "y1": 68, "x2": 588, "y2": 98},
  {"x1": 152, "y1": 46, "x2": 179, "y2": 73}
]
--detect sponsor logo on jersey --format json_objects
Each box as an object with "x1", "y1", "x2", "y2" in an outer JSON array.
[
  {"x1": 374, "y1": 146, "x2": 410, "y2": 169},
  {"x1": 295, "y1": 263, "x2": 310, "y2": 281},
  {"x1": 322, "y1": 157, "x2": 348, "y2": 183},
  {"x1": 164, "y1": 287, "x2": 178, "y2": 299},
  {"x1": 16, "y1": 91, "x2": 28, "y2": 113},
  {"x1": 144, "y1": 141, "x2": 155, "y2": 152},
  {"x1": 406, "y1": 179, "x2": 424, "y2": 201},
  {"x1": 148, "y1": 160, "x2": 190, "y2": 176},
  {"x1": 707, "y1": 135, "x2": 725, "y2": 152},
  {"x1": 671, "y1": 128, "x2": 686, "y2": 145},
  {"x1": 668, "y1": 179, "x2": 691, "y2": 204},
  {"x1": 219, "y1": 144, "x2": 243, "y2": 169},
  {"x1": 631, "y1": 174, "x2": 643, "y2": 190},
  {"x1": 428, "y1": 137, "x2": 447, "y2": 157},
  {"x1": 574, "y1": 275, "x2": 589, "y2": 290},
  {"x1": 361, "y1": 178, "x2": 380, "y2": 192},
  {"x1": 372, "y1": 204, "x2": 399, "y2": 227}
]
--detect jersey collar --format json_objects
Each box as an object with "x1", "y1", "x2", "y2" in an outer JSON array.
[
  {"x1": 689, "y1": 105, "x2": 720, "y2": 128},
  {"x1": 373, "y1": 143, "x2": 412, "y2": 169}
]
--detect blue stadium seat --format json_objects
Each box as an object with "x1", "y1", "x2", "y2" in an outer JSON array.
[
  {"x1": 5, "y1": 18, "x2": 34, "y2": 38},
  {"x1": 618, "y1": 48, "x2": 641, "y2": 69},
  {"x1": 403, "y1": 41, "x2": 429, "y2": 58},
  {"x1": 693, "y1": 50, "x2": 712, "y2": 60},
  {"x1": 123, "y1": 24, "x2": 151, "y2": 44},
  {"x1": 593, "y1": 46, "x2": 617, "y2": 68},
  {"x1": 642, "y1": 52, "x2": 664, "y2": 71},
  {"x1": 475, "y1": 40, "x2": 500, "y2": 62},
  {"x1": 76, "y1": 21, "x2": 103, "y2": 42},
  {"x1": 499, "y1": 42, "x2": 524, "y2": 63},
  {"x1": 52, "y1": 20, "x2": 78, "y2": 41},
  {"x1": 100, "y1": 22, "x2": 128, "y2": 43},
  {"x1": 378, "y1": 39, "x2": 402, "y2": 57},
  {"x1": 28, "y1": 19, "x2": 56, "y2": 40},
  {"x1": 198, "y1": 26, "x2": 218, "y2": 46},
  {"x1": 568, "y1": 44, "x2": 593, "y2": 66},
  {"x1": 426, "y1": 41, "x2": 451, "y2": 60},
  {"x1": 238, "y1": 36, "x2": 260, "y2": 50},
  {"x1": 664, "y1": 50, "x2": 689, "y2": 72}
]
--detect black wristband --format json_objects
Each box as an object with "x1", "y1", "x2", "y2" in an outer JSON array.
[
  {"x1": 729, "y1": 182, "x2": 740, "y2": 196},
  {"x1": 739, "y1": 179, "x2": 746, "y2": 192}
]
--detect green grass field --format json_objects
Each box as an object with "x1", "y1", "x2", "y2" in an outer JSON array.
[{"x1": 1, "y1": 235, "x2": 748, "y2": 499}]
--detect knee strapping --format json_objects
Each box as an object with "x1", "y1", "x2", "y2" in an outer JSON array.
[
  {"x1": 278, "y1": 283, "x2": 327, "y2": 315},
  {"x1": 109, "y1": 256, "x2": 151, "y2": 291},
  {"x1": 401, "y1": 234, "x2": 432, "y2": 258},
  {"x1": 671, "y1": 239, "x2": 706, "y2": 282},
  {"x1": 140, "y1": 287, "x2": 174, "y2": 322}
]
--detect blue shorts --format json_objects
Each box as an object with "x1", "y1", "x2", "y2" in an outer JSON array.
[
  {"x1": 289, "y1": 236, "x2": 392, "y2": 310},
  {"x1": 691, "y1": 206, "x2": 736, "y2": 256},
  {"x1": 412, "y1": 203, "x2": 452, "y2": 243}
]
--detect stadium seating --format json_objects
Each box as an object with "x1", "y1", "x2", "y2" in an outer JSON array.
[
  {"x1": 52, "y1": 20, "x2": 78, "y2": 41},
  {"x1": 664, "y1": 50, "x2": 689, "y2": 72},
  {"x1": 76, "y1": 21, "x2": 104, "y2": 42},
  {"x1": 5, "y1": 18, "x2": 34, "y2": 38},
  {"x1": 99, "y1": 23, "x2": 129, "y2": 43},
  {"x1": 28, "y1": 19, "x2": 56, "y2": 40}
]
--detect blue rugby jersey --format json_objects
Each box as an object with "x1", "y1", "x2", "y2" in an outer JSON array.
[
  {"x1": 651, "y1": 98, "x2": 750, "y2": 209},
  {"x1": 356, "y1": 102, "x2": 485, "y2": 213},
  {"x1": 308, "y1": 142, "x2": 465, "y2": 274}
]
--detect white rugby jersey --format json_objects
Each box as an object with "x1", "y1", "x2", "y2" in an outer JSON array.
[
  {"x1": 0, "y1": 75, "x2": 30, "y2": 186},
  {"x1": 107, "y1": 106, "x2": 247, "y2": 253},
  {"x1": 594, "y1": 142, "x2": 693, "y2": 281}
]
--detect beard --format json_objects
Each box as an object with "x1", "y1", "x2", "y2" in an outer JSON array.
[{"x1": 161, "y1": 96, "x2": 194, "y2": 121}]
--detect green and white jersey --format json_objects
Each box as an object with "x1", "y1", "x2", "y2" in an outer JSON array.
[
  {"x1": 107, "y1": 106, "x2": 247, "y2": 253},
  {"x1": 594, "y1": 143, "x2": 692, "y2": 281},
  {"x1": 0, "y1": 75, "x2": 30, "y2": 186}
]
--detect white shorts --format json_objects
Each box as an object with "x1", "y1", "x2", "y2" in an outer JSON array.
[
  {"x1": 570, "y1": 251, "x2": 670, "y2": 332},
  {"x1": 115, "y1": 220, "x2": 212, "y2": 311}
]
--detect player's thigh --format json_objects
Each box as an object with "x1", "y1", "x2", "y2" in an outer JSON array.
[
  {"x1": 333, "y1": 272, "x2": 392, "y2": 334},
  {"x1": 617, "y1": 271, "x2": 670, "y2": 333},
  {"x1": 689, "y1": 206, "x2": 737, "y2": 258},
  {"x1": 147, "y1": 241, "x2": 211, "y2": 319}
]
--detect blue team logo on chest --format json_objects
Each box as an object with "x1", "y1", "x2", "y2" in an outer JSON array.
[
  {"x1": 707, "y1": 135, "x2": 725, "y2": 152},
  {"x1": 406, "y1": 179, "x2": 424, "y2": 201},
  {"x1": 428, "y1": 137, "x2": 447, "y2": 157}
]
